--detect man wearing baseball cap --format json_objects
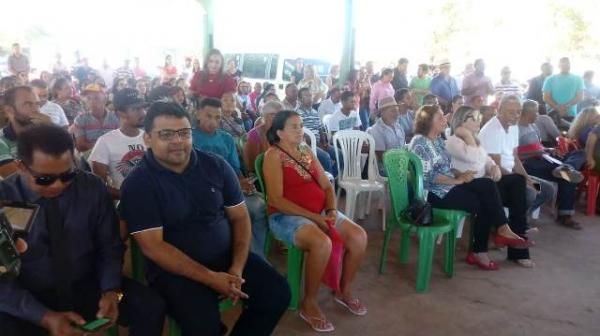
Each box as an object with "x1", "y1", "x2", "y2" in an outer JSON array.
[
  {"x1": 73, "y1": 84, "x2": 119, "y2": 157},
  {"x1": 89, "y1": 88, "x2": 148, "y2": 199}
]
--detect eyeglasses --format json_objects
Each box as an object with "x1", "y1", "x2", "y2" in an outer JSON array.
[
  {"x1": 25, "y1": 166, "x2": 78, "y2": 186},
  {"x1": 154, "y1": 128, "x2": 192, "y2": 141}
]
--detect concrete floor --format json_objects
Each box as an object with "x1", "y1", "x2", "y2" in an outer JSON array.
[{"x1": 223, "y1": 200, "x2": 600, "y2": 336}]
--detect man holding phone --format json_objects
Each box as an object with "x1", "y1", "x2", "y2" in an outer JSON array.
[{"x1": 0, "y1": 124, "x2": 165, "y2": 336}]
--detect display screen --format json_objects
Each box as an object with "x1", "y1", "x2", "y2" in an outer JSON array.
[{"x1": 1, "y1": 203, "x2": 39, "y2": 233}]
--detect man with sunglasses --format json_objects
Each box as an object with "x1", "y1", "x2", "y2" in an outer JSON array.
[
  {"x1": 0, "y1": 86, "x2": 52, "y2": 178},
  {"x1": 0, "y1": 124, "x2": 166, "y2": 336},
  {"x1": 89, "y1": 88, "x2": 148, "y2": 199},
  {"x1": 120, "y1": 102, "x2": 290, "y2": 335}
]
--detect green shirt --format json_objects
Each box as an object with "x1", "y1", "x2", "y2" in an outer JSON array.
[
  {"x1": 409, "y1": 77, "x2": 432, "y2": 106},
  {"x1": 0, "y1": 134, "x2": 17, "y2": 163}
]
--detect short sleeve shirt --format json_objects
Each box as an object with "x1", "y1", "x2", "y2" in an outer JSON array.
[
  {"x1": 0, "y1": 126, "x2": 18, "y2": 163},
  {"x1": 120, "y1": 149, "x2": 244, "y2": 280},
  {"x1": 368, "y1": 118, "x2": 405, "y2": 152},
  {"x1": 192, "y1": 128, "x2": 241, "y2": 174},
  {"x1": 408, "y1": 135, "x2": 454, "y2": 198},
  {"x1": 40, "y1": 101, "x2": 69, "y2": 127},
  {"x1": 298, "y1": 106, "x2": 322, "y2": 137},
  {"x1": 542, "y1": 74, "x2": 584, "y2": 117},
  {"x1": 328, "y1": 110, "x2": 361, "y2": 132},
  {"x1": 88, "y1": 129, "x2": 146, "y2": 189},
  {"x1": 479, "y1": 116, "x2": 519, "y2": 171},
  {"x1": 73, "y1": 111, "x2": 120, "y2": 144},
  {"x1": 518, "y1": 124, "x2": 541, "y2": 146}
]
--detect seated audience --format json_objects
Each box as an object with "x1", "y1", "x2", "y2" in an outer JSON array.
[
  {"x1": 568, "y1": 106, "x2": 600, "y2": 148},
  {"x1": 192, "y1": 98, "x2": 269, "y2": 259},
  {"x1": 243, "y1": 101, "x2": 283, "y2": 175},
  {"x1": 368, "y1": 96, "x2": 405, "y2": 168},
  {"x1": 73, "y1": 84, "x2": 119, "y2": 156},
  {"x1": 219, "y1": 92, "x2": 246, "y2": 143},
  {"x1": 519, "y1": 100, "x2": 585, "y2": 228},
  {"x1": 447, "y1": 105, "x2": 536, "y2": 267},
  {"x1": 30, "y1": 79, "x2": 69, "y2": 128},
  {"x1": 281, "y1": 83, "x2": 300, "y2": 111},
  {"x1": 263, "y1": 110, "x2": 368, "y2": 332},
  {"x1": 409, "y1": 105, "x2": 530, "y2": 271},
  {"x1": 0, "y1": 124, "x2": 165, "y2": 336},
  {"x1": 0, "y1": 86, "x2": 52, "y2": 177},
  {"x1": 318, "y1": 86, "x2": 342, "y2": 120},
  {"x1": 297, "y1": 87, "x2": 336, "y2": 176},
  {"x1": 534, "y1": 112, "x2": 561, "y2": 147},
  {"x1": 479, "y1": 105, "x2": 497, "y2": 127},
  {"x1": 120, "y1": 102, "x2": 290, "y2": 335},
  {"x1": 89, "y1": 88, "x2": 148, "y2": 199},
  {"x1": 394, "y1": 88, "x2": 416, "y2": 141},
  {"x1": 328, "y1": 91, "x2": 361, "y2": 133}
]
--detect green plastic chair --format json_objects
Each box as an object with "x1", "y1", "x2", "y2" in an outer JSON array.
[
  {"x1": 255, "y1": 153, "x2": 305, "y2": 310},
  {"x1": 129, "y1": 239, "x2": 240, "y2": 336},
  {"x1": 379, "y1": 149, "x2": 467, "y2": 293}
]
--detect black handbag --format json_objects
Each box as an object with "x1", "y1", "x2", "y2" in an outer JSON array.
[{"x1": 401, "y1": 199, "x2": 433, "y2": 226}]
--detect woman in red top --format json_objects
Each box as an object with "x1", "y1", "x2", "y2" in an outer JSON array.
[
  {"x1": 161, "y1": 55, "x2": 178, "y2": 84},
  {"x1": 190, "y1": 49, "x2": 237, "y2": 99},
  {"x1": 263, "y1": 110, "x2": 368, "y2": 332}
]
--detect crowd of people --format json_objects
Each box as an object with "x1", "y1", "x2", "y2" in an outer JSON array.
[{"x1": 0, "y1": 41, "x2": 599, "y2": 335}]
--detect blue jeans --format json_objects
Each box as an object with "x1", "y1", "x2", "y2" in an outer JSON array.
[
  {"x1": 245, "y1": 193, "x2": 268, "y2": 260},
  {"x1": 316, "y1": 146, "x2": 338, "y2": 177},
  {"x1": 359, "y1": 107, "x2": 370, "y2": 131},
  {"x1": 524, "y1": 158, "x2": 577, "y2": 215}
]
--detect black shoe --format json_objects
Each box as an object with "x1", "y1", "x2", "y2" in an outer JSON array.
[{"x1": 552, "y1": 165, "x2": 584, "y2": 183}]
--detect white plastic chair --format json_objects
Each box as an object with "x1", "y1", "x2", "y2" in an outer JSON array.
[
  {"x1": 303, "y1": 127, "x2": 334, "y2": 185},
  {"x1": 333, "y1": 130, "x2": 386, "y2": 230},
  {"x1": 322, "y1": 114, "x2": 333, "y2": 144}
]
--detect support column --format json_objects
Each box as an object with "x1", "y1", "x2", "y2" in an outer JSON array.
[{"x1": 339, "y1": 0, "x2": 355, "y2": 85}]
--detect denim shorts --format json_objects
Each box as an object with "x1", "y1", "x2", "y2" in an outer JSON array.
[{"x1": 268, "y1": 211, "x2": 348, "y2": 246}]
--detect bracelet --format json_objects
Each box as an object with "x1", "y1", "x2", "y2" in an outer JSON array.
[{"x1": 325, "y1": 208, "x2": 337, "y2": 214}]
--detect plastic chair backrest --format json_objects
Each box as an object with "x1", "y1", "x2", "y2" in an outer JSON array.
[
  {"x1": 303, "y1": 127, "x2": 317, "y2": 155},
  {"x1": 333, "y1": 130, "x2": 377, "y2": 181},
  {"x1": 383, "y1": 149, "x2": 424, "y2": 221}
]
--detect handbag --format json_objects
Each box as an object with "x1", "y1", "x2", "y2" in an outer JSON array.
[{"x1": 401, "y1": 198, "x2": 433, "y2": 226}]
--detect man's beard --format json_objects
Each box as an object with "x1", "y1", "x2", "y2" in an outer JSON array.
[{"x1": 14, "y1": 115, "x2": 33, "y2": 128}]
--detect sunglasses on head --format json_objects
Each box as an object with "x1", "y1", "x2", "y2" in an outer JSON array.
[{"x1": 25, "y1": 166, "x2": 78, "y2": 186}]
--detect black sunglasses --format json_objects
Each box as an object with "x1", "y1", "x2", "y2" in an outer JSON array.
[{"x1": 25, "y1": 166, "x2": 78, "y2": 186}]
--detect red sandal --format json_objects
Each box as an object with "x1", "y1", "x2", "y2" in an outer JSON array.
[{"x1": 466, "y1": 252, "x2": 499, "y2": 271}]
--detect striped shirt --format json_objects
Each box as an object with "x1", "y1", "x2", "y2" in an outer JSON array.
[
  {"x1": 73, "y1": 110, "x2": 119, "y2": 144},
  {"x1": 298, "y1": 106, "x2": 321, "y2": 137}
]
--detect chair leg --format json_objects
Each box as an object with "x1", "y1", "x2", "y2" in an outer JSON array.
[
  {"x1": 365, "y1": 191, "x2": 372, "y2": 216},
  {"x1": 381, "y1": 191, "x2": 387, "y2": 231},
  {"x1": 287, "y1": 246, "x2": 304, "y2": 310},
  {"x1": 587, "y1": 175, "x2": 599, "y2": 216},
  {"x1": 416, "y1": 232, "x2": 435, "y2": 293},
  {"x1": 444, "y1": 229, "x2": 456, "y2": 278},
  {"x1": 378, "y1": 222, "x2": 395, "y2": 274},
  {"x1": 345, "y1": 190, "x2": 358, "y2": 220},
  {"x1": 399, "y1": 228, "x2": 411, "y2": 264}
]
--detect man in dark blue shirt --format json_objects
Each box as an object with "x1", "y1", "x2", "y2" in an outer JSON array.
[
  {"x1": 120, "y1": 102, "x2": 290, "y2": 336},
  {"x1": 0, "y1": 124, "x2": 165, "y2": 336}
]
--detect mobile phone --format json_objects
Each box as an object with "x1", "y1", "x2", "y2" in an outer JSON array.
[
  {"x1": 79, "y1": 318, "x2": 111, "y2": 332},
  {"x1": 0, "y1": 202, "x2": 40, "y2": 236}
]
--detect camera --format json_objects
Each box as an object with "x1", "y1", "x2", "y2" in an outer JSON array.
[
  {"x1": 0, "y1": 207, "x2": 21, "y2": 279},
  {"x1": 0, "y1": 201, "x2": 40, "y2": 279}
]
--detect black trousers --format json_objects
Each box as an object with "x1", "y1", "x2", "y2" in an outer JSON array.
[
  {"x1": 152, "y1": 253, "x2": 291, "y2": 336},
  {"x1": 429, "y1": 178, "x2": 507, "y2": 253},
  {"x1": 496, "y1": 174, "x2": 531, "y2": 261},
  {"x1": 0, "y1": 277, "x2": 166, "y2": 336}
]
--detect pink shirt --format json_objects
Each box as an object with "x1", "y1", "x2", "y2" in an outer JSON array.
[
  {"x1": 369, "y1": 80, "x2": 395, "y2": 114},
  {"x1": 445, "y1": 135, "x2": 497, "y2": 178},
  {"x1": 461, "y1": 73, "x2": 494, "y2": 106}
]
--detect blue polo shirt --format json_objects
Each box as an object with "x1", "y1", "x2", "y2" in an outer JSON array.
[
  {"x1": 120, "y1": 148, "x2": 244, "y2": 281},
  {"x1": 430, "y1": 75, "x2": 460, "y2": 103}
]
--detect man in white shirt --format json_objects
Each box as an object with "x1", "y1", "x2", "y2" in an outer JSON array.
[
  {"x1": 30, "y1": 79, "x2": 69, "y2": 128},
  {"x1": 89, "y1": 88, "x2": 148, "y2": 199},
  {"x1": 479, "y1": 94, "x2": 535, "y2": 266},
  {"x1": 318, "y1": 86, "x2": 342, "y2": 120},
  {"x1": 328, "y1": 91, "x2": 362, "y2": 133}
]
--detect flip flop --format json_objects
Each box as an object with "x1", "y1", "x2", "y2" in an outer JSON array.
[
  {"x1": 334, "y1": 297, "x2": 368, "y2": 316},
  {"x1": 514, "y1": 259, "x2": 535, "y2": 268},
  {"x1": 299, "y1": 311, "x2": 335, "y2": 333}
]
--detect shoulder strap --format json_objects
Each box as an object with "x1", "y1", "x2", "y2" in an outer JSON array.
[{"x1": 275, "y1": 144, "x2": 320, "y2": 186}]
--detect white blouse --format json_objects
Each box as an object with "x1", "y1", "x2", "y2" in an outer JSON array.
[{"x1": 445, "y1": 135, "x2": 497, "y2": 178}]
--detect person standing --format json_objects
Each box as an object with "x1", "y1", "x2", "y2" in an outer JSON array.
[
  {"x1": 190, "y1": 49, "x2": 237, "y2": 100},
  {"x1": 526, "y1": 62, "x2": 553, "y2": 115},
  {"x1": 391, "y1": 58, "x2": 409, "y2": 91},
  {"x1": 461, "y1": 59, "x2": 494, "y2": 107},
  {"x1": 7, "y1": 43, "x2": 30, "y2": 76},
  {"x1": 543, "y1": 57, "x2": 584, "y2": 124},
  {"x1": 369, "y1": 68, "x2": 395, "y2": 121},
  {"x1": 409, "y1": 64, "x2": 432, "y2": 107},
  {"x1": 430, "y1": 60, "x2": 460, "y2": 113}
]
